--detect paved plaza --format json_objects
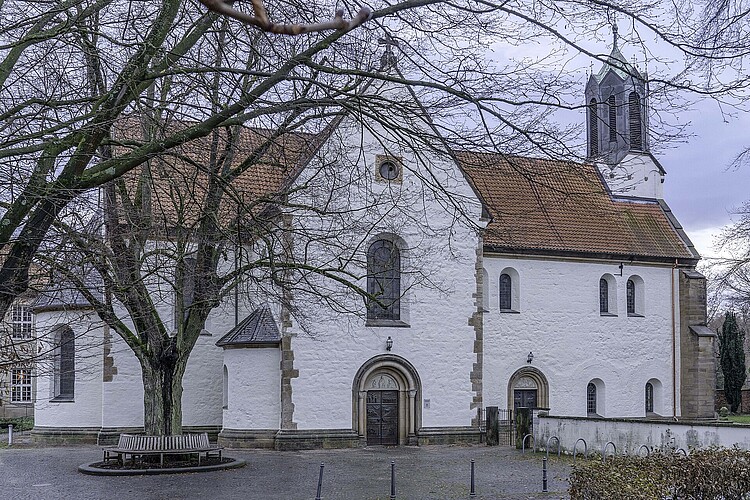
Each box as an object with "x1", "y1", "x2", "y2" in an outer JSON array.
[{"x1": 0, "y1": 441, "x2": 570, "y2": 499}]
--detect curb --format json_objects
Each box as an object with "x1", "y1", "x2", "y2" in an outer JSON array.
[{"x1": 78, "y1": 458, "x2": 246, "y2": 476}]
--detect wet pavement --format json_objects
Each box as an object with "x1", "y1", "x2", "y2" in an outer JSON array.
[{"x1": 0, "y1": 443, "x2": 570, "y2": 499}]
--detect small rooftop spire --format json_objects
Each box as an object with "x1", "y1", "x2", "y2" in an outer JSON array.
[
  {"x1": 378, "y1": 33, "x2": 399, "y2": 71},
  {"x1": 612, "y1": 22, "x2": 619, "y2": 51}
]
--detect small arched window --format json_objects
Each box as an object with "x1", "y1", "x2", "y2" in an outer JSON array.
[
  {"x1": 499, "y1": 273, "x2": 512, "y2": 310},
  {"x1": 629, "y1": 92, "x2": 642, "y2": 150},
  {"x1": 608, "y1": 95, "x2": 617, "y2": 142},
  {"x1": 645, "y1": 382, "x2": 654, "y2": 413},
  {"x1": 627, "y1": 279, "x2": 636, "y2": 315},
  {"x1": 587, "y1": 383, "x2": 597, "y2": 415},
  {"x1": 599, "y1": 278, "x2": 609, "y2": 313},
  {"x1": 54, "y1": 326, "x2": 75, "y2": 400},
  {"x1": 223, "y1": 365, "x2": 229, "y2": 409},
  {"x1": 367, "y1": 239, "x2": 401, "y2": 320},
  {"x1": 588, "y1": 98, "x2": 598, "y2": 156}
]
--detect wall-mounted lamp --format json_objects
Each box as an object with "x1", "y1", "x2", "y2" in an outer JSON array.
[
  {"x1": 527, "y1": 351, "x2": 534, "y2": 364},
  {"x1": 618, "y1": 263, "x2": 624, "y2": 276},
  {"x1": 386, "y1": 336, "x2": 393, "y2": 351}
]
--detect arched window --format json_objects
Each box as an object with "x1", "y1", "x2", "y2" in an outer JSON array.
[
  {"x1": 587, "y1": 383, "x2": 597, "y2": 415},
  {"x1": 629, "y1": 92, "x2": 642, "y2": 150},
  {"x1": 588, "y1": 98, "x2": 598, "y2": 156},
  {"x1": 599, "y1": 278, "x2": 609, "y2": 313},
  {"x1": 627, "y1": 279, "x2": 636, "y2": 315},
  {"x1": 367, "y1": 239, "x2": 401, "y2": 320},
  {"x1": 54, "y1": 327, "x2": 75, "y2": 400},
  {"x1": 608, "y1": 95, "x2": 617, "y2": 142},
  {"x1": 499, "y1": 273, "x2": 512, "y2": 310},
  {"x1": 223, "y1": 365, "x2": 229, "y2": 409},
  {"x1": 482, "y1": 268, "x2": 490, "y2": 312},
  {"x1": 645, "y1": 382, "x2": 654, "y2": 413}
]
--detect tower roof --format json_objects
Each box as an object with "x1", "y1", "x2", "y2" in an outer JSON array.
[{"x1": 593, "y1": 24, "x2": 642, "y2": 83}]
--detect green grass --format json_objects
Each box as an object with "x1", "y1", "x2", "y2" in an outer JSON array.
[{"x1": 727, "y1": 414, "x2": 750, "y2": 424}]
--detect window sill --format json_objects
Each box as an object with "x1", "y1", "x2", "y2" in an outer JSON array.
[
  {"x1": 627, "y1": 313, "x2": 645, "y2": 318},
  {"x1": 366, "y1": 319, "x2": 411, "y2": 328},
  {"x1": 51, "y1": 396, "x2": 75, "y2": 403},
  {"x1": 587, "y1": 412, "x2": 601, "y2": 418},
  {"x1": 10, "y1": 401, "x2": 33, "y2": 405},
  {"x1": 499, "y1": 309, "x2": 520, "y2": 314},
  {"x1": 600, "y1": 312, "x2": 617, "y2": 317}
]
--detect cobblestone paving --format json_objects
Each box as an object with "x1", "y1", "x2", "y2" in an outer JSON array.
[{"x1": 0, "y1": 444, "x2": 571, "y2": 499}]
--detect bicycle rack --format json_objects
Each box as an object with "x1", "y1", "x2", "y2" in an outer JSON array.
[
  {"x1": 601, "y1": 441, "x2": 617, "y2": 463},
  {"x1": 521, "y1": 434, "x2": 535, "y2": 454},
  {"x1": 545, "y1": 436, "x2": 561, "y2": 461},
  {"x1": 572, "y1": 438, "x2": 588, "y2": 462}
]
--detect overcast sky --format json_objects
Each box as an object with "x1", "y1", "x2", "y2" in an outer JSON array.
[{"x1": 659, "y1": 96, "x2": 749, "y2": 260}]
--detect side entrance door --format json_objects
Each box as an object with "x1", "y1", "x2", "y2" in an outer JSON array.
[
  {"x1": 513, "y1": 389, "x2": 537, "y2": 411},
  {"x1": 366, "y1": 390, "x2": 399, "y2": 445}
]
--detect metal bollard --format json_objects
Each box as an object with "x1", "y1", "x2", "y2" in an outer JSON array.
[
  {"x1": 542, "y1": 456, "x2": 548, "y2": 492},
  {"x1": 470, "y1": 459, "x2": 476, "y2": 497},
  {"x1": 8, "y1": 424, "x2": 13, "y2": 446},
  {"x1": 390, "y1": 461, "x2": 396, "y2": 500},
  {"x1": 315, "y1": 463, "x2": 324, "y2": 500}
]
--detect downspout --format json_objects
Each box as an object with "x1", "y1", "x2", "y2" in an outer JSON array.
[{"x1": 671, "y1": 260, "x2": 677, "y2": 419}]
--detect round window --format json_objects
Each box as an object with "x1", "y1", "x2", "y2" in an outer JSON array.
[{"x1": 379, "y1": 160, "x2": 400, "y2": 181}]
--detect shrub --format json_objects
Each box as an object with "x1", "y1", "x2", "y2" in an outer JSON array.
[
  {"x1": 569, "y1": 448, "x2": 750, "y2": 499},
  {"x1": 0, "y1": 417, "x2": 34, "y2": 432}
]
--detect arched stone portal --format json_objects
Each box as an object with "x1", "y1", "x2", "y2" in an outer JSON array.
[
  {"x1": 507, "y1": 367, "x2": 550, "y2": 412},
  {"x1": 353, "y1": 355, "x2": 421, "y2": 446}
]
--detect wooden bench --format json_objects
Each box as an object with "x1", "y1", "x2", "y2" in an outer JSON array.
[{"x1": 103, "y1": 432, "x2": 223, "y2": 467}]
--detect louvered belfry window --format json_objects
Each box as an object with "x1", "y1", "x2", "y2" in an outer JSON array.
[
  {"x1": 608, "y1": 95, "x2": 617, "y2": 142},
  {"x1": 367, "y1": 240, "x2": 401, "y2": 320},
  {"x1": 588, "y1": 99, "x2": 598, "y2": 156},
  {"x1": 629, "y1": 92, "x2": 642, "y2": 150}
]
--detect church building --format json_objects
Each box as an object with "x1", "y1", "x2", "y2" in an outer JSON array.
[{"x1": 30, "y1": 35, "x2": 715, "y2": 448}]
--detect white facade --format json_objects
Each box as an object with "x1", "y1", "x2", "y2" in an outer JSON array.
[
  {"x1": 483, "y1": 256, "x2": 678, "y2": 418},
  {"x1": 30, "y1": 77, "x2": 712, "y2": 448}
]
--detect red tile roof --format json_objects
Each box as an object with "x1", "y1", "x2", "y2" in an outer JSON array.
[
  {"x1": 112, "y1": 122, "x2": 325, "y2": 231},
  {"x1": 457, "y1": 153, "x2": 696, "y2": 261}
]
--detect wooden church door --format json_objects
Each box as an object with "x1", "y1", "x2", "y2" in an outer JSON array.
[{"x1": 366, "y1": 390, "x2": 399, "y2": 445}]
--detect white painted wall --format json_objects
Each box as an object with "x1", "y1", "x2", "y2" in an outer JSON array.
[
  {"x1": 483, "y1": 256, "x2": 677, "y2": 418},
  {"x1": 222, "y1": 347, "x2": 280, "y2": 429},
  {"x1": 286, "y1": 90, "x2": 483, "y2": 431},
  {"x1": 599, "y1": 153, "x2": 664, "y2": 199},
  {"x1": 536, "y1": 415, "x2": 750, "y2": 454},
  {"x1": 33, "y1": 310, "x2": 103, "y2": 428}
]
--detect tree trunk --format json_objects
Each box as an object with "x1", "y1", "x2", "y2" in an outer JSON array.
[{"x1": 141, "y1": 357, "x2": 187, "y2": 435}]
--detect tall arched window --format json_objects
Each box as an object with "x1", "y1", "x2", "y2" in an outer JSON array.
[
  {"x1": 587, "y1": 383, "x2": 597, "y2": 414},
  {"x1": 599, "y1": 278, "x2": 609, "y2": 313},
  {"x1": 588, "y1": 98, "x2": 598, "y2": 156},
  {"x1": 367, "y1": 239, "x2": 401, "y2": 320},
  {"x1": 499, "y1": 273, "x2": 512, "y2": 310},
  {"x1": 54, "y1": 326, "x2": 75, "y2": 400},
  {"x1": 629, "y1": 92, "x2": 642, "y2": 150},
  {"x1": 223, "y1": 365, "x2": 229, "y2": 409},
  {"x1": 608, "y1": 95, "x2": 617, "y2": 142},
  {"x1": 645, "y1": 382, "x2": 654, "y2": 413},
  {"x1": 627, "y1": 279, "x2": 636, "y2": 315}
]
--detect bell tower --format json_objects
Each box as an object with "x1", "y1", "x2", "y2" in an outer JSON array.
[{"x1": 585, "y1": 24, "x2": 649, "y2": 165}]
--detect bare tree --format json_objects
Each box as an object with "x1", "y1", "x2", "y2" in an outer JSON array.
[{"x1": 4, "y1": 0, "x2": 750, "y2": 434}]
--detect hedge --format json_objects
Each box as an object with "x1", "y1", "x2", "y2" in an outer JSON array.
[{"x1": 569, "y1": 448, "x2": 750, "y2": 499}]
